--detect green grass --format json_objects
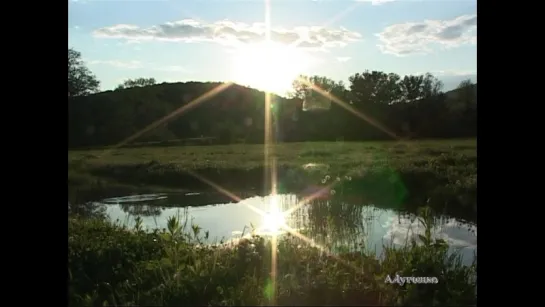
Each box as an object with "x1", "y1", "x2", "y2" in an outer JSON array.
[
  {"x1": 68, "y1": 206, "x2": 477, "y2": 306},
  {"x1": 68, "y1": 139, "x2": 477, "y2": 221},
  {"x1": 69, "y1": 139, "x2": 476, "y2": 173}
]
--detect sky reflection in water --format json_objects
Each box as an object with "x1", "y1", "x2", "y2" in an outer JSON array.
[{"x1": 101, "y1": 193, "x2": 476, "y2": 265}]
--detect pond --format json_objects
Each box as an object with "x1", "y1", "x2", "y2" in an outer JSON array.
[{"x1": 80, "y1": 191, "x2": 477, "y2": 265}]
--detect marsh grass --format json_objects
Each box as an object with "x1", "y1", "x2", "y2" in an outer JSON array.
[
  {"x1": 68, "y1": 140, "x2": 477, "y2": 222},
  {"x1": 68, "y1": 140, "x2": 476, "y2": 182},
  {"x1": 68, "y1": 205, "x2": 476, "y2": 306}
]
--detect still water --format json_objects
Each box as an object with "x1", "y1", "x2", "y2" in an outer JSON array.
[{"x1": 96, "y1": 192, "x2": 476, "y2": 265}]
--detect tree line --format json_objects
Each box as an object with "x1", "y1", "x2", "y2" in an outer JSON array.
[{"x1": 68, "y1": 48, "x2": 476, "y2": 148}]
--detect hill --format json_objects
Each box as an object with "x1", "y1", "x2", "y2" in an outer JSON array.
[
  {"x1": 444, "y1": 83, "x2": 477, "y2": 101},
  {"x1": 69, "y1": 82, "x2": 298, "y2": 148},
  {"x1": 68, "y1": 79, "x2": 476, "y2": 149}
]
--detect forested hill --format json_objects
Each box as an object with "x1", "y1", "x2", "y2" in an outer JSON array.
[
  {"x1": 444, "y1": 82, "x2": 476, "y2": 99},
  {"x1": 68, "y1": 78, "x2": 476, "y2": 149},
  {"x1": 68, "y1": 82, "x2": 296, "y2": 148}
]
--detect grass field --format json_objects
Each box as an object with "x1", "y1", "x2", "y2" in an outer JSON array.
[
  {"x1": 69, "y1": 139, "x2": 476, "y2": 173},
  {"x1": 69, "y1": 139, "x2": 476, "y2": 218}
]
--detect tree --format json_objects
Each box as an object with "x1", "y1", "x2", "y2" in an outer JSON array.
[
  {"x1": 68, "y1": 69, "x2": 476, "y2": 148},
  {"x1": 348, "y1": 71, "x2": 402, "y2": 105},
  {"x1": 456, "y1": 79, "x2": 476, "y2": 105},
  {"x1": 116, "y1": 77, "x2": 157, "y2": 90},
  {"x1": 291, "y1": 75, "x2": 346, "y2": 111},
  {"x1": 447, "y1": 79, "x2": 476, "y2": 115},
  {"x1": 398, "y1": 73, "x2": 443, "y2": 103},
  {"x1": 68, "y1": 48, "x2": 100, "y2": 97}
]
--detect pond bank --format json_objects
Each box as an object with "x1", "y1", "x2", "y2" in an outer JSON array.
[
  {"x1": 68, "y1": 212, "x2": 477, "y2": 306},
  {"x1": 69, "y1": 161, "x2": 476, "y2": 222},
  {"x1": 93, "y1": 192, "x2": 477, "y2": 265}
]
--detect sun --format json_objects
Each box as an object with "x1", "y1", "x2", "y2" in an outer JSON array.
[
  {"x1": 262, "y1": 195, "x2": 287, "y2": 234},
  {"x1": 231, "y1": 41, "x2": 311, "y2": 95}
]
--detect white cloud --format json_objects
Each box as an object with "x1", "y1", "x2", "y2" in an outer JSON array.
[
  {"x1": 336, "y1": 56, "x2": 351, "y2": 62},
  {"x1": 431, "y1": 69, "x2": 476, "y2": 76},
  {"x1": 356, "y1": 0, "x2": 396, "y2": 5},
  {"x1": 89, "y1": 60, "x2": 143, "y2": 69},
  {"x1": 88, "y1": 59, "x2": 191, "y2": 73},
  {"x1": 383, "y1": 216, "x2": 477, "y2": 249},
  {"x1": 376, "y1": 14, "x2": 476, "y2": 56},
  {"x1": 93, "y1": 19, "x2": 362, "y2": 50}
]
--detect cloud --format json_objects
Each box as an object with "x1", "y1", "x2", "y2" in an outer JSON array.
[
  {"x1": 93, "y1": 19, "x2": 362, "y2": 50},
  {"x1": 356, "y1": 0, "x2": 396, "y2": 5},
  {"x1": 89, "y1": 60, "x2": 143, "y2": 69},
  {"x1": 376, "y1": 14, "x2": 476, "y2": 56},
  {"x1": 383, "y1": 215, "x2": 477, "y2": 249},
  {"x1": 431, "y1": 69, "x2": 476, "y2": 76},
  {"x1": 336, "y1": 56, "x2": 351, "y2": 62},
  {"x1": 88, "y1": 59, "x2": 191, "y2": 73}
]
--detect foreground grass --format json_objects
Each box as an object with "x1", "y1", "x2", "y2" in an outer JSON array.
[{"x1": 69, "y1": 207, "x2": 476, "y2": 306}]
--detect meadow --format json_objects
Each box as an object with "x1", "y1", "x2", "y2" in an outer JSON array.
[
  {"x1": 69, "y1": 139, "x2": 476, "y2": 219},
  {"x1": 69, "y1": 139, "x2": 476, "y2": 173}
]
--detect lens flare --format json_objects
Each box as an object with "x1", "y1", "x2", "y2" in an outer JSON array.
[{"x1": 262, "y1": 195, "x2": 286, "y2": 234}]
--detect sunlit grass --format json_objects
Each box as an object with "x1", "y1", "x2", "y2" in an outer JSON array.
[
  {"x1": 69, "y1": 139, "x2": 476, "y2": 169},
  {"x1": 68, "y1": 140, "x2": 476, "y2": 189}
]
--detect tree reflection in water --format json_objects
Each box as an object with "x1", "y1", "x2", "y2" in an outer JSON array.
[
  {"x1": 120, "y1": 203, "x2": 163, "y2": 217},
  {"x1": 69, "y1": 201, "x2": 107, "y2": 219}
]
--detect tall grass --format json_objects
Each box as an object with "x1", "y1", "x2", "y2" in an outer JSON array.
[{"x1": 68, "y1": 205, "x2": 476, "y2": 306}]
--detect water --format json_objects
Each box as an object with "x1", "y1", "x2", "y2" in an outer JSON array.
[{"x1": 91, "y1": 192, "x2": 477, "y2": 265}]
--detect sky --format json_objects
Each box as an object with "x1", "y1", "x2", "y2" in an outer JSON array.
[{"x1": 68, "y1": 0, "x2": 477, "y2": 96}]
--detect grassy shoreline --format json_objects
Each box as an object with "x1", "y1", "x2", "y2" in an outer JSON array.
[
  {"x1": 69, "y1": 140, "x2": 476, "y2": 173},
  {"x1": 69, "y1": 208, "x2": 477, "y2": 306},
  {"x1": 69, "y1": 140, "x2": 477, "y2": 221}
]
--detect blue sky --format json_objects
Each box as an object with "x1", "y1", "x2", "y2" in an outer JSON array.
[{"x1": 69, "y1": 0, "x2": 476, "y2": 96}]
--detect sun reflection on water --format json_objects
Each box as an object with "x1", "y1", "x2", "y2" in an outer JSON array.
[{"x1": 261, "y1": 195, "x2": 287, "y2": 235}]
